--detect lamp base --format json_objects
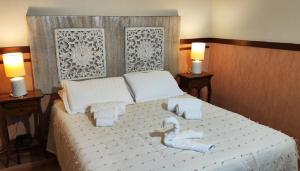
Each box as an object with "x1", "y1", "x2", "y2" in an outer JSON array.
[
  {"x1": 192, "y1": 60, "x2": 202, "y2": 74},
  {"x1": 10, "y1": 77, "x2": 27, "y2": 97}
]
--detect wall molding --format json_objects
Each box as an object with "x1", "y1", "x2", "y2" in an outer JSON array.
[
  {"x1": 0, "y1": 46, "x2": 30, "y2": 54},
  {"x1": 180, "y1": 38, "x2": 300, "y2": 51},
  {"x1": 1, "y1": 37, "x2": 300, "y2": 59}
]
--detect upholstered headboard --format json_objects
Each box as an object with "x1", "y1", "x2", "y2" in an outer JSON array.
[{"x1": 26, "y1": 15, "x2": 180, "y2": 94}]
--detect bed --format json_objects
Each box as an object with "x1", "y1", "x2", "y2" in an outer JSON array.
[
  {"x1": 26, "y1": 14, "x2": 298, "y2": 171},
  {"x1": 47, "y1": 95, "x2": 298, "y2": 171}
]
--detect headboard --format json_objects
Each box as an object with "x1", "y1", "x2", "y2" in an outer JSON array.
[{"x1": 26, "y1": 15, "x2": 180, "y2": 94}]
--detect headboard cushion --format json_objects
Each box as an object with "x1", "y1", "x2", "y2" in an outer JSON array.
[{"x1": 27, "y1": 16, "x2": 180, "y2": 93}]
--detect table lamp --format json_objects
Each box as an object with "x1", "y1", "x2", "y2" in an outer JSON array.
[
  {"x1": 191, "y1": 42, "x2": 205, "y2": 74},
  {"x1": 3, "y1": 52, "x2": 27, "y2": 97}
]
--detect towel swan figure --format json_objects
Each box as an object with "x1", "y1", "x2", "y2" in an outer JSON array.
[{"x1": 162, "y1": 117, "x2": 215, "y2": 153}]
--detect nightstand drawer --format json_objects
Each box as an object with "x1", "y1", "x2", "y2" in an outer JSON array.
[
  {"x1": 1, "y1": 100, "x2": 39, "y2": 109},
  {"x1": 1, "y1": 101, "x2": 39, "y2": 117}
]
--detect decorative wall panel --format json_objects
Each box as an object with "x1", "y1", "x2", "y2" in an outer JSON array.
[
  {"x1": 26, "y1": 16, "x2": 180, "y2": 93},
  {"x1": 125, "y1": 27, "x2": 164, "y2": 73},
  {"x1": 54, "y1": 28, "x2": 106, "y2": 80}
]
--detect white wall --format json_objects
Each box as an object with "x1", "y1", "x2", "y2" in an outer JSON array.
[
  {"x1": 0, "y1": 0, "x2": 212, "y2": 47},
  {"x1": 211, "y1": 0, "x2": 300, "y2": 43}
]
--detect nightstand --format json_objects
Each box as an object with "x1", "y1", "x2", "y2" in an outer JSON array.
[
  {"x1": 178, "y1": 72, "x2": 213, "y2": 102},
  {"x1": 0, "y1": 90, "x2": 44, "y2": 167}
]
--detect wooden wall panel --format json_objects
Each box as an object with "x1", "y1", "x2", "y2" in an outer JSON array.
[
  {"x1": 26, "y1": 16, "x2": 180, "y2": 94},
  {"x1": 208, "y1": 43, "x2": 300, "y2": 140}
]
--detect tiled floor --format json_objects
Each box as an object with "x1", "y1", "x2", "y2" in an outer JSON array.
[
  {"x1": 0, "y1": 158, "x2": 60, "y2": 171},
  {"x1": 0, "y1": 150, "x2": 60, "y2": 170}
]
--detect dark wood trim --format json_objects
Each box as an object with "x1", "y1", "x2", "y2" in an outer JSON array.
[
  {"x1": 212, "y1": 38, "x2": 300, "y2": 51},
  {"x1": 180, "y1": 38, "x2": 212, "y2": 44},
  {"x1": 180, "y1": 38, "x2": 300, "y2": 51},
  {"x1": 0, "y1": 46, "x2": 30, "y2": 54},
  {"x1": 180, "y1": 47, "x2": 192, "y2": 51}
]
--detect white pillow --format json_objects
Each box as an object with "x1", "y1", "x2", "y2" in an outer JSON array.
[
  {"x1": 124, "y1": 71, "x2": 185, "y2": 102},
  {"x1": 62, "y1": 77, "x2": 134, "y2": 114}
]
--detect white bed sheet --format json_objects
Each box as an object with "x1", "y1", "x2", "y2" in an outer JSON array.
[{"x1": 47, "y1": 95, "x2": 298, "y2": 171}]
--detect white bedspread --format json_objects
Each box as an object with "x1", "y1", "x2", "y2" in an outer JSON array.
[{"x1": 47, "y1": 95, "x2": 298, "y2": 171}]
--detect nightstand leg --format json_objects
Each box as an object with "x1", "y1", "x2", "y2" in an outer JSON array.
[
  {"x1": 1, "y1": 111, "x2": 10, "y2": 167},
  {"x1": 37, "y1": 100, "x2": 48, "y2": 158},
  {"x1": 197, "y1": 88, "x2": 201, "y2": 98},
  {"x1": 207, "y1": 83, "x2": 212, "y2": 103}
]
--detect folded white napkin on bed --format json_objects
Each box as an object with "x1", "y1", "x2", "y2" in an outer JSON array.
[
  {"x1": 162, "y1": 117, "x2": 215, "y2": 153},
  {"x1": 167, "y1": 98, "x2": 202, "y2": 120}
]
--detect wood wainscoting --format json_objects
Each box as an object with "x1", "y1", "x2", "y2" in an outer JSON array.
[{"x1": 207, "y1": 43, "x2": 300, "y2": 141}]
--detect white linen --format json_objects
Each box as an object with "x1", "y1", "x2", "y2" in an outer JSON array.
[
  {"x1": 47, "y1": 95, "x2": 298, "y2": 171},
  {"x1": 90, "y1": 101, "x2": 126, "y2": 117},
  {"x1": 162, "y1": 117, "x2": 214, "y2": 153},
  {"x1": 124, "y1": 71, "x2": 185, "y2": 102},
  {"x1": 61, "y1": 77, "x2": 134, "y2": 114},
  {"x1": 168, "y1": 97, "x2": 202, "y2": 119}
]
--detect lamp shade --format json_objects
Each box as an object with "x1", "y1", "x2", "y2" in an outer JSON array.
[
  {"x1": 191, "y1": 42, "x2": 205, "y2": 60},
  {"x1": 2, "y1": 52, "x2": 26, "y2": 77}
]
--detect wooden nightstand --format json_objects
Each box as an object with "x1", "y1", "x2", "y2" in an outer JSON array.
[
  {"x1": 0, "y1": 90, "x2": 44, "y2": 167},
  {"x1": 178, "y1": 72, "x2": 213, "y2": 102}
]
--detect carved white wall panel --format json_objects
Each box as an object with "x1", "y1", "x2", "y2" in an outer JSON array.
[
  {"x1": 125, "y1": 27, "x2": 164, "y2": 73},
  {"x1": 55, "y1": 28, "x2": 106, "y2": 80}
]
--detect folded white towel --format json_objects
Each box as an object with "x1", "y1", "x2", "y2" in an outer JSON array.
[
  {"x1": 93, "y1": 107, "x2": 118, "y2": 120},
  {"x1": 93, "y1": 106, "x2": 118, "y2": 127},
  {"x1": 96, "y1": 118, "x2": 115, "y2": 127},
  {"x1": 90, "y1": 101, "x2": 126, "y2": 116},
  {"x1": 167, "y1": 98, "x2": 202, "y2": 120},
  {"x1": 162, "y1": 117, "x2": 215, "y2": 153}
]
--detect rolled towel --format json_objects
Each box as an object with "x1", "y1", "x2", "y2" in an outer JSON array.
[
  {"x1": 90, "y1": 101, "x2": 126, "y2": 117},
  {"x1": 175, "y1": 105, "x2": 202, "y2": 120},
  {"x1": 168, "y1": 98, "x2": 202, "y2": 119}
]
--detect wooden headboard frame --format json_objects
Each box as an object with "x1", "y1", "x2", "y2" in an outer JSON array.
[{"x1": 26, "y1": 15, "x2": 181, "y2": 94}]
